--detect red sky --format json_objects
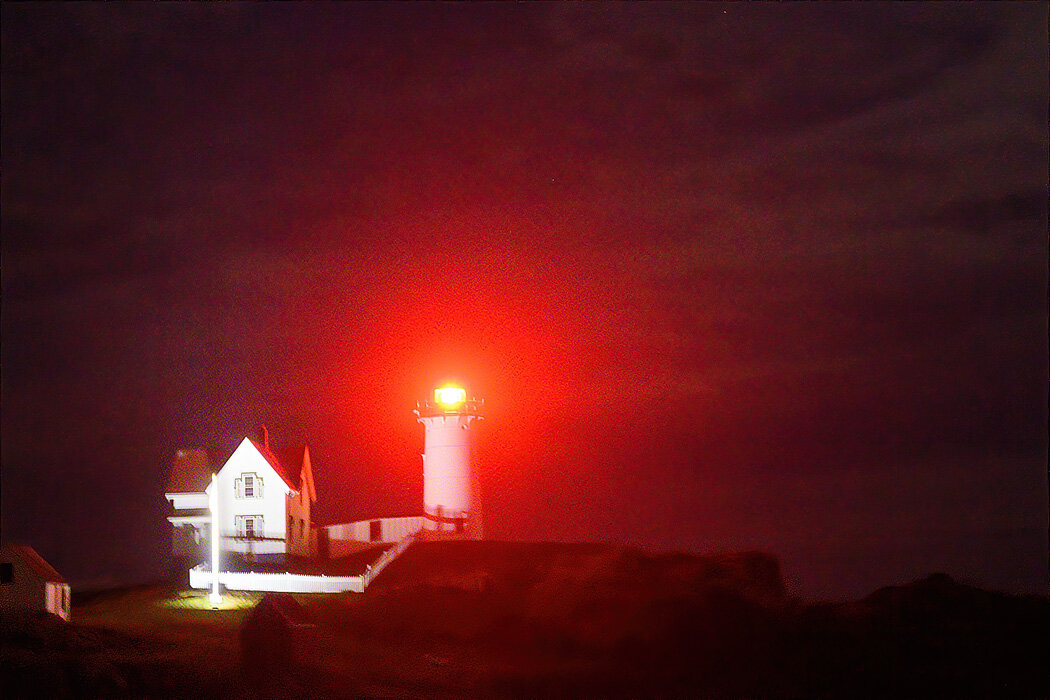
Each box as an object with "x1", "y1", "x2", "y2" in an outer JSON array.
[{"x1": 2, "y1": 2, "x2": 1046, "y2": 598}]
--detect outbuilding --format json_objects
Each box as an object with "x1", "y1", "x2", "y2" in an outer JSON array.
[
  {"x1": 0, "y1": 544, "x2": 71, "y2": 621},
  {"x1": 240, "y1": 592, "x2": 318, "y2": 674}
]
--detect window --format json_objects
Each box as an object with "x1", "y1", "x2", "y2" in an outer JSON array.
[
  {"x1": 1, "y1": 563, "x2": 12, "y2": 583},
  {"x1": 288, "y1": 515, "x2": 294, "y2": 539},
  {"x1": 369, "y1": 520, "x2": 381, "y2": 542},
  {"x1": 236, "y1": 515, "x2": 264, "y2": 538},
  {"x1": 235, "y1": 473, "x2": 263, "y2": 499},
  {"x1": 300, "y1": 519, "x2": 305, "y2": 540}
]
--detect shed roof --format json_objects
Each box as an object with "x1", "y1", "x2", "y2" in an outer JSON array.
[
  {"x1": 318, "y1": 511, "x2": 423, "y2": 527},
  {"x1": 169, "y1": 508, "x2": 210, "y2": 518},
  {"x1": 5, "y1": 545, "x2": 66, "y2": 583}
]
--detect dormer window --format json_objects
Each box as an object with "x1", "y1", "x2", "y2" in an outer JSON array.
[{"x1": 235, "y1": 473, "x2": 263, "y2": 499}]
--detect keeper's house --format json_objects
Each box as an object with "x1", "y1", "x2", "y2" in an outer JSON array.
[{"x1": 165, "y1": 426, "x2": 318, "y2": 574}]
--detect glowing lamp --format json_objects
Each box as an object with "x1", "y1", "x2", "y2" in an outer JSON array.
[{"x1": 434, "y1": 386, "x2": 466, "y2": 409}]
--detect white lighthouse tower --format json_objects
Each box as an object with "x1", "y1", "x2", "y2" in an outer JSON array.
[{"x1": 414, "y1": 385, "x2": 483, "y2": 538}]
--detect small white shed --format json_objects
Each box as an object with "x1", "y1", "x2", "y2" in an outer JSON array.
[{"x1": 0, "y1": 544, "x2": 71, "y2": 621}]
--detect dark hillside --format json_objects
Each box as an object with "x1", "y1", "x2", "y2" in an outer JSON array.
[
  {"x1": 325, "y1": 543, "x2": 1048, "y2": 698},
  {"x1": 783, "y1": 574, "x2": 1050, "y2": 698},
  {"x1": 371, "y1": 540, "x2": 786, "y2": 603},
  {"x1": 0, "y1": 610, "x2": 241, "y2": 698},
  {"x1": 3, "y1": 544, "x2": 1047, "y2": 698}
]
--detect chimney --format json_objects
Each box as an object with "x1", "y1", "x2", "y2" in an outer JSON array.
[{"x1": 257, "y1": 424, "x2": 269, "y2": 450}]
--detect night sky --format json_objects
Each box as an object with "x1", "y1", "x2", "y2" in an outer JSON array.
[{"x1": 2, "y1": 3, "x2": 1046, "y2": 599}]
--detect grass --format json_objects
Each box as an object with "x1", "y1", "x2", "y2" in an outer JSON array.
[
  {"x1": 162, "y1": 589, "x2": 263, "y2": 611},
  {"x1": 67, "y1": 584, "x2": 450, "y2": 696}
]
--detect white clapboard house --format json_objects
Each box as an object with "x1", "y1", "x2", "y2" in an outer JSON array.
[
  {"x1": 0, "y1": 544, "x2": 72, "y2": 621},
  {"x1": 165, "y1": 426, "x2": 318, "y2": 568}
]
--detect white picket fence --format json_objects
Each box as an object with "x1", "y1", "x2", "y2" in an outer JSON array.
[
  {"x1": 189, "y1": 566, "x2": 365, "y2": 593},
  {"x1": 189, "y1": 531, "x2": 418, "y2": 594},
  {"x1": 364, "y1": 531, "x2": 417, "y2": 587}
]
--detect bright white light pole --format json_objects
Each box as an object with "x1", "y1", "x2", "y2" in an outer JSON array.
[{"x1": 209, "y1": 473, "x2": 221, "y2": 607}]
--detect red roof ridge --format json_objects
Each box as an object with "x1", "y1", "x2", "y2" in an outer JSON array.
[
  {"x1": 302, "y1": 444, "x2": 317, "y2": 503},
  {"x1": 248, "y1": 439, "x2": 300, "y2": 492}
]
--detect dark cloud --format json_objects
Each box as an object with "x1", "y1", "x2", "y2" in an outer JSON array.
[{"x1": 917, "y1": 189, "x2": 1048, "y2": 235}]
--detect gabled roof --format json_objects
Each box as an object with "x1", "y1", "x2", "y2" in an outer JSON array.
[
  {"x1": 165, "y1": 449, "x2": 212, "y2": 494},
  {"x1": 249, "y1": 439, "x2": 302, "y2": 493},
  {"x1": 4, "y1": 545, "x2": 66, "y2": 583},
  {"x1": 170, "y1": 434, "x2": 315, "y2": 498}
]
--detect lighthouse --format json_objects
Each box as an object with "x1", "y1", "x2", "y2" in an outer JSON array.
[{"x1": 414, "y1": 385, "x2": 483, "y2": 538}]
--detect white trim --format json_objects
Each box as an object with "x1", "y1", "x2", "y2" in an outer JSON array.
[
  {"x1": 190, "y1": 566, "x2": 365, "y2": 594},
  {"x1": 167, "y1": 514, "x2": 211, "y2": 526}
]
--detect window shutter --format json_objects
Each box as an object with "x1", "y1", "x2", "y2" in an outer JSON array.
[
  {"x1": 235, "y1": 477, "x2": 242, "y2": 499},
  {"x1": 257, "y1": 478, "x2": 264, "y2": 498}
]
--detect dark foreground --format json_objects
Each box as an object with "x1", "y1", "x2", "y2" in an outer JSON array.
[{"x1": 2, "y1": 542, "x2": 1047, "y2": 698}]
